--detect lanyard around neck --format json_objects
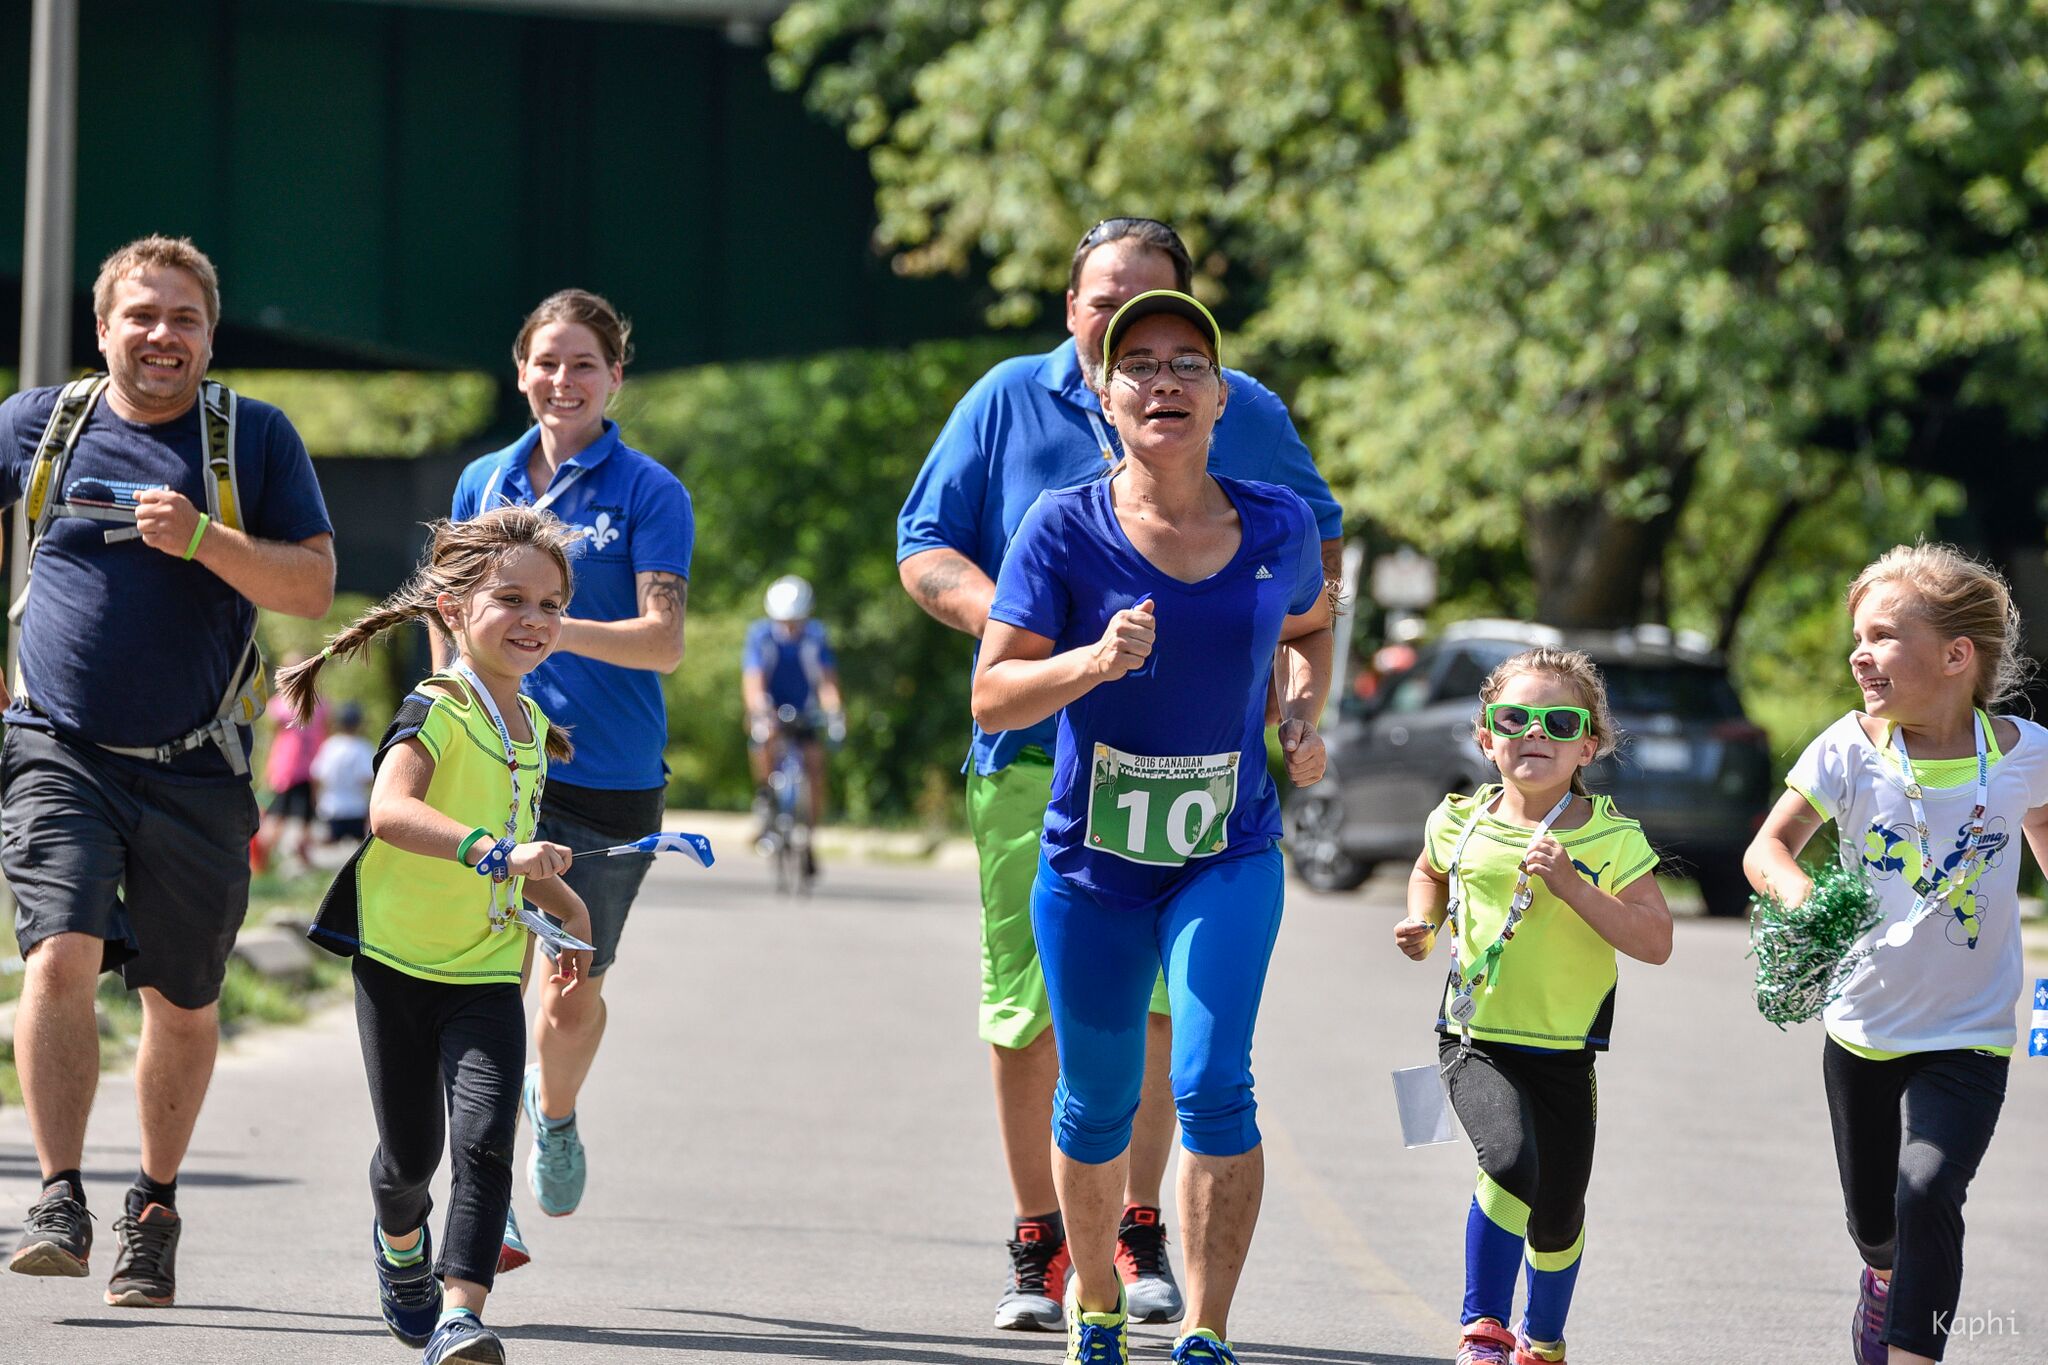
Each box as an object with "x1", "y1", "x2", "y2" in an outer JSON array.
[
  {"x1": 1444, "y1": 788, "x2": 1575, "y2": 996},
  {"x1": 1884, "y1": 712, "x2": 1989, "y2": 946},
  {"x1": 450, "y1": 660, "x2": 532, "y2": 932},
  {"x1": 478, "y1": 451, "x2": 591, "y2": 516}
]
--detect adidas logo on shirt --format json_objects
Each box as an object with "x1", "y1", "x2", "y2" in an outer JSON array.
[{"x1": 1255, "y1": 565, "x2": 1273, "y2": 580}]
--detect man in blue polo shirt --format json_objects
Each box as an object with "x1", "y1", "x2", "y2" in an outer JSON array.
[
  {"x1": 896, "y1": 218, "x2": 1342, "y2": 1331},
  {"x1": 441, "y1": 289, "x2": 692, "y2": 1267}
]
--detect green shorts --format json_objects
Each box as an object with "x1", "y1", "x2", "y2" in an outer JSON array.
[{"x1": 967, "y1": 747, "x2": 1170, "y2": 1049}]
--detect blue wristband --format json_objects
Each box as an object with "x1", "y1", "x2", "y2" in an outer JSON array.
[{"x1": 474, "y1": 837, "x2": 514, "y2": 879}]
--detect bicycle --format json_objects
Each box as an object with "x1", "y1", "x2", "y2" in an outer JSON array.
[{"x1": 758, "y1": 704, "x2": 816, "y2": 895}]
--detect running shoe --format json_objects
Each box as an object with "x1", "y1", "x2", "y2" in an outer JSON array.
[
  {"x1": 420, "y1": 1313, "x2": 506, "y2": 1365},
  {"x1": 1171, "y1": 1329, "x2": 1240, "y2": 1363},
  {"x1": 522, "y1": 1063, "x2": 587, "y2": 1216},
  {"x1": 1116, "y1": 1204, "x2": 1185, "y2": 1324},
  {"x1": 496, "y1": 1207, "x2": 531, "y2": 1275},
  {"x1": 9, "y1": 1180, "x2": 92, "y2": 1277},
  {"x1": 104, "y1": 1202, "x2": 181, "y2": 1306},
  {"x1": 1513, "y1": 1324, "x2": 1567, "y2": 1364},
  {"x1": 1455, "y1": 1318, "x2": 1517, "y2": 1365},
  {"x1": 995, "y1": 1216, "x2": 1071, "y2": 1330},
  {"x1": 1064, "y1": 1280, "x2": 1129, "y2": 1365},
  {"x1": 373, "y1": 1222, "x2": 442, "y2": 1347},
  {"x1": 1853, "y1": 1265, "x2": 1891, "y2": 1365}
]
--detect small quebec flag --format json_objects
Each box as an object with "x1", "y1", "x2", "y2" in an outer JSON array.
[{"x1": 2031, "y1": 978, "x2": 2048, "y2": 1058}]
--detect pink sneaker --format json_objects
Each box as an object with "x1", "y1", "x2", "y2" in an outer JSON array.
[
  {"x1": 1456, "y1": 1318, "x2": 1517, "y2": 1365},
  {"x1": 1514, "y1": 1324, "x2": 1566, "y2": 1364},
  {"x1": 1853, "y1": 1266, "x2": 1890, "y2": 1365}
]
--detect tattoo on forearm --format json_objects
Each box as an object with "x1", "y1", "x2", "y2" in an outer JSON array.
[
  {"x1": 642, "y1": 572, "x2": 687, "y2": 624},
  {"x1": 916, "y1": 559, "x2": 968, "y2": 606}
]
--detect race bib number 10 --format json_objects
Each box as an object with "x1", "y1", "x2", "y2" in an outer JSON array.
[{"x1": 1085, "y1": 743, "x2": 1240, "y2": 867}]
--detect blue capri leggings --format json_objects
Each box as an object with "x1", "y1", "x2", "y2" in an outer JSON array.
[{"x1": 1031, "y1": 846, "x2": 1285, "y2": 1164}]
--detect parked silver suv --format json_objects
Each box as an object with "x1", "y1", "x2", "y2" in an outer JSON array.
[{"x1": 1285, "y1": 620, "x2": 1772, "y2": 915}]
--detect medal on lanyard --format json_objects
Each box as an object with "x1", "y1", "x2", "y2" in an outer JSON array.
[
  {"x1": 1882, "y1": 713, "x2": 1988, "y2": 947},
  {"x1": 452, "y1": 661, "x2": 538, "y2": 934},
  {"x1": 1442, "y1": 789, "x2": 1574, "y2": 1027}
]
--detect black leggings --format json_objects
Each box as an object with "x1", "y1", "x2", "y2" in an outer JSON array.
[
  {"x1": 1438, "y1": 1035, "x2": 1597, "y2": 1252},
  {"x1": 353, "y1": 956, "x2": 524, "y2": 1289},
  {"x1": 1822, "y1": 1037, "x2": 2007, "y2": 1361}
]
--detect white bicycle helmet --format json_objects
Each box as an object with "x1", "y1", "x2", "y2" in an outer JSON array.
[{"x1": 764, "y1": 575, "x2": 814, "y2": 622}]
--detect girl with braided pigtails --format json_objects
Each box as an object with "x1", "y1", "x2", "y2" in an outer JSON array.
[
  {"x1": 1397, "y1": 648, "x2": 1672, "y2": 1365},
  {"x1": 278, "y1": 504, "x2": 593, "y2": 1365}
]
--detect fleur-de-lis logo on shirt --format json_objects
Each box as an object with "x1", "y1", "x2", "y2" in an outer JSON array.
[{"x1": 584, "y1": 512, "x2": 621, "y2": 551}]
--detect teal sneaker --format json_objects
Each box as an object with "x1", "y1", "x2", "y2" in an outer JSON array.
[
  {"x1": 1172, "y1": 1329, "x2": 1241, "y2": 1364},
  {"x1": 521, "y1": 1064, "x2": 587, "y2": 1217},
  {"x1": 1064, "y1": 1280, "x2": 1128, "y2": 1365},
  {"x1": 495, "y1": 1207, "x2": 529, "y2": 1275}
]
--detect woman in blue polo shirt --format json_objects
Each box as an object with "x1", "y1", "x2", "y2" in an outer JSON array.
[
  {"x1": 973, "y1": 290, "x2": 1333, "y2": 1365},
  {"x1": 441, "y1": 289, "x2": 693, "y2": 1267}
]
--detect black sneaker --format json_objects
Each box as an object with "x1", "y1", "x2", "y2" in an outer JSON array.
[
  {"x1": 104, "y1": 1203, "x2": 180, "y2": 1306},
  {"x1": 10, "y1": 1180, "x2": 92, "y2": 1277}
]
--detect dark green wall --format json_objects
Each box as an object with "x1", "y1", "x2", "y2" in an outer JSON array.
[{"x1": 0, "y1": 0, "x2": 982, "y2": 371}]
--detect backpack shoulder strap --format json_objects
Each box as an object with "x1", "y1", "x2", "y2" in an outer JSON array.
[
  {"x1": 22, "y1": 375, "x2": 109, "y2": 525},
  {"x1": 198, "y1": 380, "x2": 242, "y2": 532}
]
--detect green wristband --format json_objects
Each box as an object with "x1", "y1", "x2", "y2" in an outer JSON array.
[
  {"x1": 456, "y1": 827, "x2": 495, "y2": 865},
  {"x1": 182, "y1": 512, "x2": 211, "y2": 561}
]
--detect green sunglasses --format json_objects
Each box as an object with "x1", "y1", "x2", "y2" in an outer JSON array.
[{"x1": 1484, "y1": 702, "x2": 1591, "y2": 742}]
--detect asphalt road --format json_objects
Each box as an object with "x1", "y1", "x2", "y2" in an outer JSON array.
[{"x1": 0, "y1": 851, "x2": 2041, "y2": 1364}]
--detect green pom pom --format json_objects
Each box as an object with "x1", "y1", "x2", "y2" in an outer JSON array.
[{"x1": 1748, "y1": 861, "x2": 1883, "y2": 1028}]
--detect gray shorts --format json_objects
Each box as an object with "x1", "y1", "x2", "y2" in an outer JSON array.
[
  {"x1": 531, "y1": 784, "x2": 666, "y2": 977},
  {"x1": 3, "y1": 725, "x2": 259, "y2": 1010}
]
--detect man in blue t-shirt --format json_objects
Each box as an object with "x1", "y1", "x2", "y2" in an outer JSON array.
[
  {"x1": 442, "y1": 289, "x2": 693, "y2": 1258},
  {"x1": 742, "y1": 576, "x2": 846, "y2": 852},
  {"x1": 0, "y1": 236, "x2": 335, "y2": 1307},
  {"x1": 895, "y1": 217, "x2": 1343, "y2": 1330}
]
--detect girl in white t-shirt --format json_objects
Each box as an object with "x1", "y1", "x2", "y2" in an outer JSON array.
[{"x1": 1745, "y1": 543, "x2": 2048, "y2": 1365}]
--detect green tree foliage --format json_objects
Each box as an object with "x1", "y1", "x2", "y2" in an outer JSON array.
[
  {"x1": 214, "y1": 371, "x2": 497, "y2": 458},
  {"x1": 777, "y1": 0, "x2": 2048, "y2": 634},
  {"x1": 614, "y1": 336, "x2": 1041, "y2": 820}
]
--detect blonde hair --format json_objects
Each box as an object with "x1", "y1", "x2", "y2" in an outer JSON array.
[
  {"x1": 1473, "y1": 647, "x2": 1619, "y2": 798},
  {"x1": 93, "y1": 235, "x2": 220, "y2": 329},
  {"x1": 513, "y1": 289, "x2": 633, "y2": 371},
  {"x1": 1847, "y1": 543, "x2": 2028, "y2": 711},
  {"x1": 277, "y1": 506, "x2": 580, "y2": 762}
]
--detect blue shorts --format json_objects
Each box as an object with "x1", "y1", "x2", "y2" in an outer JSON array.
[
  {"x1": 531, "y1": 785, "x2": 665, "y2": 977},
  {"x1": 1030, "y1": 845, "x2": 1285, "y2": 1163}
]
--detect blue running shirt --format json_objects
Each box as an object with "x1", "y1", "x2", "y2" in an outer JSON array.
[
  {"x1": 896, "y1": 339, "x2": 1341, "y2": 776},
  {"x1": 988, "y1": 475, "x2": 1323, "y2": 911},
  {"x1": 743, "y1": 618, "x2": 835, "y2": 712}
]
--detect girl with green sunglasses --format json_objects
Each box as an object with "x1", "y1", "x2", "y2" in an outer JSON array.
[{"x1": 1393, "y1": 647, "x2": 1673, "y2": 1365}]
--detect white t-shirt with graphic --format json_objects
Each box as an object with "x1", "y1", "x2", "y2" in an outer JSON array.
[{"x1": 1788, "y1": 711, "x2": 2048, "y2": 1053}]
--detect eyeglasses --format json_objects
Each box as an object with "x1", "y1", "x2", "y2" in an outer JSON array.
[
  {"x1": 1112, "y1": 354, "x2": 1219, "y2": 384},
  {"x1": 1078, "y1": 216, "x2": 1183, "y2": 252},
  {"x1": 1483, "y1": 702, "x2": 1591, "y2": 742}
]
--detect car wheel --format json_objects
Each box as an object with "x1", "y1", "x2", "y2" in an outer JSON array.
[
  {"x1": 1691, "y1": 856, "x2": 1755, "y2": 919},
  {"x1": 1285, "y1": 792, "x2": 1375, "y2": 892}
]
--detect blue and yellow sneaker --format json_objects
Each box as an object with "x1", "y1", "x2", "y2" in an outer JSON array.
[
  {"x1": 521, "y1": 1063, "x2": 587, "y2": 1217},
  {"x1": 1064, "y1": 1279, "x2": 1129, "y2": 1365},
  {"x1": 495, "y1": 1207, "x2": 530, "y2": 1275},
  {"x1": 420, "y1": 1310, "x2": 505, "y2": 1365},
  {"x1": 372, "y1": 1222, "x2": 440, "y2": 1348},
  {"x1": 1172, "y1": 1329, "x2": 1240, "y2": 1364}
]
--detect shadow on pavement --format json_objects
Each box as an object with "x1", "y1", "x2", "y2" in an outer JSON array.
[
  {"x1": 0, "y1": 1147, "x2": 298, "y2": 1192},
  {"x1": 578, "y1": 1309, "x2": 1440, "y2": 1364}
]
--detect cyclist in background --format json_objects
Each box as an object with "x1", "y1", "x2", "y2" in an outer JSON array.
[{"x1": 743, "y1": 576, "x2": 846, "y2": 859}]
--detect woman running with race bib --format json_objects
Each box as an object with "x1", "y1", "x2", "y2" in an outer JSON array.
[{"x1": 973, "y1": 290, "x2": 1333, "y2": 1365}]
